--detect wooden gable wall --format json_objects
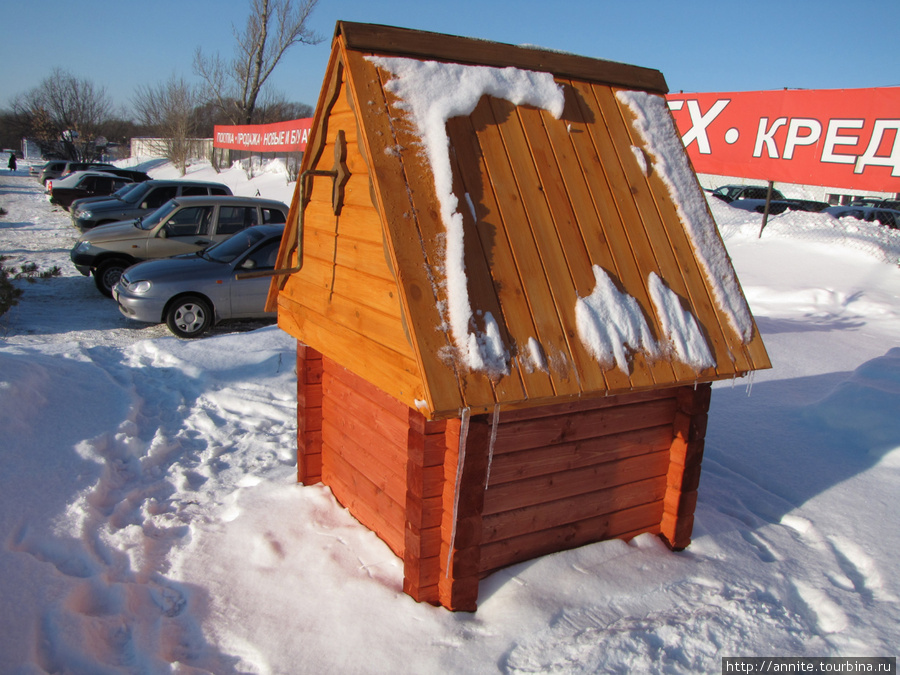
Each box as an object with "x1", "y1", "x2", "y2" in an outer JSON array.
[{"x1": 275, "y1": 48, "x2": 428, "y2": 410}]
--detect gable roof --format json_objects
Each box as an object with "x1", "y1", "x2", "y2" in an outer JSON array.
[{"x1": 270, "y1": 21, "x2": 770, "y2": 419}]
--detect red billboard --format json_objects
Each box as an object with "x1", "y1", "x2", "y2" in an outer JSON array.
[
  {"x1": 666, "y1": 88, "x2": 900, "y2": 192},
  {"x1": 214, "y1": 118, "x2": 314, "y2": 152}
]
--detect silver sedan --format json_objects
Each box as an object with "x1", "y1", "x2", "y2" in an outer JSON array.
[{"x1": 114, "y1": 225, "x2": 284, "y2": 338}]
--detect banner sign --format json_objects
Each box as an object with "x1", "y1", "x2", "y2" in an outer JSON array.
[
  {"x1": 665, "y1": 88, "x2": 900, "y2": 192},
  {"x1": 214, "y1": 118, "x2": 314, "y2": 152}
]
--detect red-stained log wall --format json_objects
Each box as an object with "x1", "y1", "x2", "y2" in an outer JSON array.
[{"x1": 297, "y1": 343, "x2": 712, "y2": 610}]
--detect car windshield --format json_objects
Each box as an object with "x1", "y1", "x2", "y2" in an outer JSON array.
[
  {"x1": 137, "y1": 200, "x2": 180, "y2": 230},
  {"x1": 713, "y1": 186, "x2": 742, "y2": 200},
  {"x1": 111, "y1": 183, "x2": 141, "y2": 200},
  {"x1": 202, "y1": 227, "x2": 270, "y2": 263},
  {"x1": 123, "y1": 183, "x2": 153, "y2": 204}
]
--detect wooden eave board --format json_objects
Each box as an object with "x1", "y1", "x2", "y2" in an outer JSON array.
[{"x1": 335, "y1": 21, "x2": 668, "y2": 94}]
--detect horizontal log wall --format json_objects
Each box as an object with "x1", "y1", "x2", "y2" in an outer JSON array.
[
  {"x1": 479, "y1": 389, "x2": 681, "y2": 576},
  {"x1": 403, "y1": 415, "x2": 452, "y2": 604},
  {"x1": 319, "y1": 356, "x2": 413, "y2": 558},
  {"x1": 298, "y1": 350, "x2": 711, "y2": 609},
  {"x1": 661, "y1": 383, "x2": 711, "y2": 549},
  {"x1": 297, "y1": 343, "x2": 323, "y2": 484}
]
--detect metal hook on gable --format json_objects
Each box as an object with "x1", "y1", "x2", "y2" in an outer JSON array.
[{"x1": 236, "y1": 130, "x2": 350, "y2": 281}]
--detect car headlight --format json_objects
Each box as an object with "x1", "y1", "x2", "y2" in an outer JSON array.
[
  {"x1": 123, "y1": 279, "x2": 152, "y2": 294},
  {"x1": 79, "y1": 210, "x2": 92, "y2": 219},
  {"x1": 74, "y1": 240, "x2": 91, "y2": 253}
]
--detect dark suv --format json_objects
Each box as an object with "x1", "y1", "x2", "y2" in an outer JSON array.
[
  {"x1": 709, "y1": 185, "x2": 786, "y2": 203},
  {"x1": 49, "y1": 171, "x2": 137, "y2": 210},
  {"x1": 70, "y1": 179, "x2": 233, "y2": 231}
]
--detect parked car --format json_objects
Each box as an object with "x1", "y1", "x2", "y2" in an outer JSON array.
[
  {"x1": 71, "y1": 195, "x2": 289, "y2": 296},
  {"x1": 39, "y1": 160, "x2": 115, "y2": 185},
  {"x1": 90, "y1": 167, "x2": 151, "y2": 183},
  {"x1": 850, "y1": 197, "x2": 900, "y2": 210},
  {"x1": 824, "y1": 205, "x2": 900, "y2": 229},
  {"x1": 781, "y1": 198, "x2": 831, "y2": 213},
  {"x1": 727, "y1": 199, "x2": 790, "y2": 215},
  {"x1": 70, "y1": 179, "x2": 233, "y2": 231},
  {"x1": 47, "y1": 167, "x2": 150, "y2": 193},
  {"x1": 114, "y1": 224, "x2": 284, "y2": 338},
  {"x1": 60, "y1": 160, "x2": 118, "y2": 178},
  {"x1": 708, "y1": 184, "x2": 786, "y2": 203},
  {"x1": 48, "y1": 171, "x2": 136, "y2": 210},
  {"x1": 727, "y1": 197, "x2": 831, "y2": 215},
  {"x1": 38, "y1": 160, "x2": 71, "y2": 185},
  {"x1": 69, "y1": 181, "x2": 145, "y2": 213}
]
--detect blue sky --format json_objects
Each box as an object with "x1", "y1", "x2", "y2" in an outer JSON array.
[{"x1": 2, "y1": 0, "x2": 898, "y2": 114}]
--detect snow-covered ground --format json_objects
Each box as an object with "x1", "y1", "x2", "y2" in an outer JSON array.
[{"x1": 1, "y1": 158, "x2": 898, "y2": 674}]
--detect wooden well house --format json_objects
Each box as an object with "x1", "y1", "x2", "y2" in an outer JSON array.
[{"x1": 265, "y1": 22, "x2": 770, "y2": 611}]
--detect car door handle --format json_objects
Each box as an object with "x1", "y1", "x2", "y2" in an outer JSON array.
[{"x1": 194, "y1": 240, "x2": 208, "y2": 245}]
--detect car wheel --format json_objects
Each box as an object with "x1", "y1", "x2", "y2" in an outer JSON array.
[
  {"x1": 94, "y1": 259, "x2": 128, "y2": 297},
  {"x1": 166, "y1": 295, "x2": 212, "y2": 338}
]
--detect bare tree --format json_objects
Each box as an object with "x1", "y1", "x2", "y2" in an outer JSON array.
[
  {"x1": 133, "y1": 76, "x2": 201, "y2": 175},
  {"x1": 194, "y1": 0, "x2": 322, "y2": 124},
  {"x1": 13, "y1": 68, "x2": 115, "y2": 160}
]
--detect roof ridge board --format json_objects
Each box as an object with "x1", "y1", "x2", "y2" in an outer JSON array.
[{"x1": 335, "y1": 21, "x2": 669, "y2": 94}]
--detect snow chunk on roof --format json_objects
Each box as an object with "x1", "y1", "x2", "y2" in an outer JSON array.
[
  {"x1": 616, "y1": 90, "x2": 755, "y2": 343},
  {"x1": 576, "y1": 265, "x2": 659, "y2": 373},
  {"x1": 576, "y1": 266, "x2": 715, "y2": 374},
  {"x1": 367, "y1": 56, "x2": 565, "y2": 376},
  {"x1": 648, "y1": 273, "x2": 715, "y2": 371}
]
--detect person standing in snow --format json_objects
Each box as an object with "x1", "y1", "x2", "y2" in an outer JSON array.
[{"x1": 7, "y1": 153, "x2": 16, "y2": 172}]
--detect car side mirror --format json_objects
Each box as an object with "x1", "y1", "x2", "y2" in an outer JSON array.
[
  {"x1": 157, "y1": 227, "x2": 167, "y2": 239},
  {"x1": 240, "y1": 259, "x2": 257, "y2": 270}
]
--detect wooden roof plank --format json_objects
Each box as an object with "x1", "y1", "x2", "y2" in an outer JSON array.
[
  {"x1": 468, "y1": 96, "x2": 585, "y2": 397},
  {"x1": 515, "y1": 104, "x2": 633, "y2": 394},
  {"x1": 489, "y1": 97, "x2": 613, "y2": 394},
  {"x1": 445, "y1": 131, "x2": 531, "y2": 407},
  {"x1": 447, "y1": 136, "x2": 527, "y2": 407},
  {"x1": 447, "y1": 116, "x2": 557, "y2": 402},
  {"x1": 588, "y1": 85, "x2": 715, "y2": 383},
  {"x1": 563, "y1": 79, "x2": 674, "y2": 389},
  {"x1": 367, "y1": 67, "x2": 500, "y2": 412}
]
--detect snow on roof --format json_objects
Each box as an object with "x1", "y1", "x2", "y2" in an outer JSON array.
[
  {"x1": 367, "y1": 56, "x2": 565, "y2": 376},
  {"x1": 366, "y1": 58, "x2": 727, "y2": 378},
  {"x1": 648, "y1": 272, "x2": 715, "y2": 370},
  {"x1": 575, "y1": 265, "x2": 659, "y2": 373},
  {"x1": 616, "y1": 90, "x2": 755, "y2": 343}
]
